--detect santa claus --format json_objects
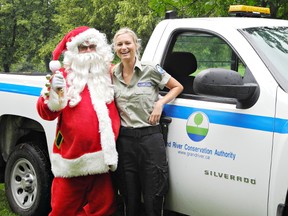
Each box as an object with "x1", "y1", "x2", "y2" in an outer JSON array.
[{"x1": 37, "y1": 26, "x2": 120, "y2": 216}]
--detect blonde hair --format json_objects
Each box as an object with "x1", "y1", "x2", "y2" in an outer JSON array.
[{"x1": 112, "y1": 27, "x2": 141, "y2": 58}]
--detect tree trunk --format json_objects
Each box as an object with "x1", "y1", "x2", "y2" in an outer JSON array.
[{"x1": 3, "y1": 64, "x2": 10, "y2": 73}]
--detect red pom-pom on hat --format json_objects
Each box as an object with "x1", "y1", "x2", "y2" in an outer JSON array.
[{"x1": 49, "y1": 26, "x2": 90, "y2": 72}]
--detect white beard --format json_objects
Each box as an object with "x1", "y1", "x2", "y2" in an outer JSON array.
[{"x1": 63, "y1": 51, "x2": 114, "y2": 107}]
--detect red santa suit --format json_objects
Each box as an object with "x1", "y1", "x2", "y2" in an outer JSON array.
[{"x1": 37, "y1": 26, "x2": 120, "y2": 216}]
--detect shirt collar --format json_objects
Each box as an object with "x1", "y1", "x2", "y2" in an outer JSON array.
[
  {"x1": 134, "y1": 58, "x2": 143, "y2": 71},
  {"x1": 114, "y1": 57, "x2": 143, "y2": 79}
]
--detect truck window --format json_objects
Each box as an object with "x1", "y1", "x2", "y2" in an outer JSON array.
[{"x1": 162, "y1": 31, "x2": 246, "y2": 95}]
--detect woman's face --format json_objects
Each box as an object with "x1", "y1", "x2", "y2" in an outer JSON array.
[{"x1": 114, "y1": 33, "x2": 136, "y2": 62}]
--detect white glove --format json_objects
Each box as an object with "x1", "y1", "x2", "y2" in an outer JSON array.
[{"x1": 51, "y1": 72, "x2": 66, "y2": 92}]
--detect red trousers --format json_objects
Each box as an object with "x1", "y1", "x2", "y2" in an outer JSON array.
[{"x1": 49, "y1": 173, "x2": 116, "y2": 216}]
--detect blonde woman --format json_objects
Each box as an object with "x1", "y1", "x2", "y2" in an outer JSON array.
[{"x1": 112, "y1": 27, "x2": 183, "y2": 216}]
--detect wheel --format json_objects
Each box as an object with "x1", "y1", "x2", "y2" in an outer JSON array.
[{"x1": 4, "y1": 142, "x2": 53, "y2": 216}]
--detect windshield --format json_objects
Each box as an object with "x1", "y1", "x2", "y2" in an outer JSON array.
[{"x1": 241, "y1": 26, "x2": 288, "y2": 92}]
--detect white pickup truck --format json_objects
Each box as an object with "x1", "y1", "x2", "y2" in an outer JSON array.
[{"x1": 1, "y1": 6, "x2": 288, "y2": 216}]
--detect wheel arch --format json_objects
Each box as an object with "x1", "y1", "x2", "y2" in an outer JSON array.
[{"x1": 0, "y1": 114, "x2": 49, "y2": 163}]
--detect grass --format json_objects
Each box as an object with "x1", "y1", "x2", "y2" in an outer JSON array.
[
  {"x1": 0, "y1": 184, "x2": 178, "y2": 216},
  {"x1": 0, "y1": 184, "x2": 18, "y2": 216}
]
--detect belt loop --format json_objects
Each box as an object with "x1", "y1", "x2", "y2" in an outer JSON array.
[{"x1": 135, "y1": 130, "x2": 141, "y2": 138}]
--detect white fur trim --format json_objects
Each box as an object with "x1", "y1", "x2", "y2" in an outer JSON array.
[
  {"x1": 49, "y1": 60, "x2": 61, "y2": 72},
  {"x1": 51, "y1": 151, "x2": 109, "y2": 177},
  {"x1": 67, "y1": 28, "x2": 100, "y2": 53},
  {"x1": 88, "y1": 81, "x2": 118, "y2": 168}
]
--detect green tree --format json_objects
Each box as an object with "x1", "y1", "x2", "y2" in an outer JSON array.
[
  {"x1": 251, "y1": 0, "x2": 288, "y2": 18},
  {"x1": 33, "y1": 0, "x2": 59, "y2": 72},
  {"x1": 49, "y1": 0, "x2": 156, "y2": 60},
  {"x1": 0, "y1": 0, "x2": 58, "y2": 72},
  {"x1": 89, "y1": 0, "x2": 120, "y2": 41},
  {"x1": 0, "y1": 0, "x2": 23, "y2": 72},
  {"x1": 149, "y1": 0, "x2": 288, "y2": 19},
  {"x1": 114, "y1": 0, "x2": 156, "y2": 54},
  {"x1": 149, "y1": 0, "x2": 228, "y2": 18},
  {"x1": 1, "y1": 0, "x2": 288, "y2": 73},
  {"x1": 46, "y1": 0, "x2": 120, "y2": 62}
]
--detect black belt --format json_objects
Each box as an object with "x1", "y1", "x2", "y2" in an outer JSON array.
[{"x1": 120, "y1": 125, "x2": 161, "y2": 137}]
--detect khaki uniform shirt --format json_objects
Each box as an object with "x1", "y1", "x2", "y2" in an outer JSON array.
[{"x1": 112, "y1": 59, "x2": 171, "y2": 128}]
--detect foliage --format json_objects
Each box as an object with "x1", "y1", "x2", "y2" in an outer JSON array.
[
  {"x1": 149, "y1": 0, "x2": 288, "y2": 18},
  {"x1": 1, "y1": 0, "x2": 288, "y2": 72},
  {"x1": 114, "y1": 0, "x2": 156, "y2": 53}
]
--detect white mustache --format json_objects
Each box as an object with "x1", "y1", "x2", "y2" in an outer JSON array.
[{"x1": 76, "y1": 52, "x2": 101, "y2": 64}]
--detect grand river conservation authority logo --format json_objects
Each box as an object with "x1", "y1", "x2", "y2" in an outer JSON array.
[{"x1": 186, "y1": 112, "x2": 209, "y2": 142}]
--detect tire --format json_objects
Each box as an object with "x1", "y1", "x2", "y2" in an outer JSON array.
[{"x1": 4, "y1": 142, "x2": 53, "y2": 216}]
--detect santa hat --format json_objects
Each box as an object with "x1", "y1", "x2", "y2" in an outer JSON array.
[{"x1": 49, "y1": 26, "x2": 100, "y2": 72}]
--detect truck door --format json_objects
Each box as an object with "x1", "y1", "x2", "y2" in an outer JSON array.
[{"x1": 159, "y1": 30, "x2": 275, "y2": 216}]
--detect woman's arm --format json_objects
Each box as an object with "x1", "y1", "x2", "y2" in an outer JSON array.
[{"x1": 149, "y1": 77, "x2": 183, "y2": 125}]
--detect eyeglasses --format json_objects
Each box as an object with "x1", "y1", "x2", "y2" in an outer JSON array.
[{"x1": 78, "y1": 44, "x2": 97, "y2": 52}]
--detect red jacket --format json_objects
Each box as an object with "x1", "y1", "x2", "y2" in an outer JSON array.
[{"x1": 37, "y1": 69, "x2": 120, "y2": 177}]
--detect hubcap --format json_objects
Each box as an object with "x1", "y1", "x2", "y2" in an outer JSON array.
[{"x1": 10, "y1": 158, "x2": 37, "y2": 209}]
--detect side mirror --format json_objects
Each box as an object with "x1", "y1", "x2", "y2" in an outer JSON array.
[{"x1": 193, "y1": 68, "x2": 259, "y2": 108}]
